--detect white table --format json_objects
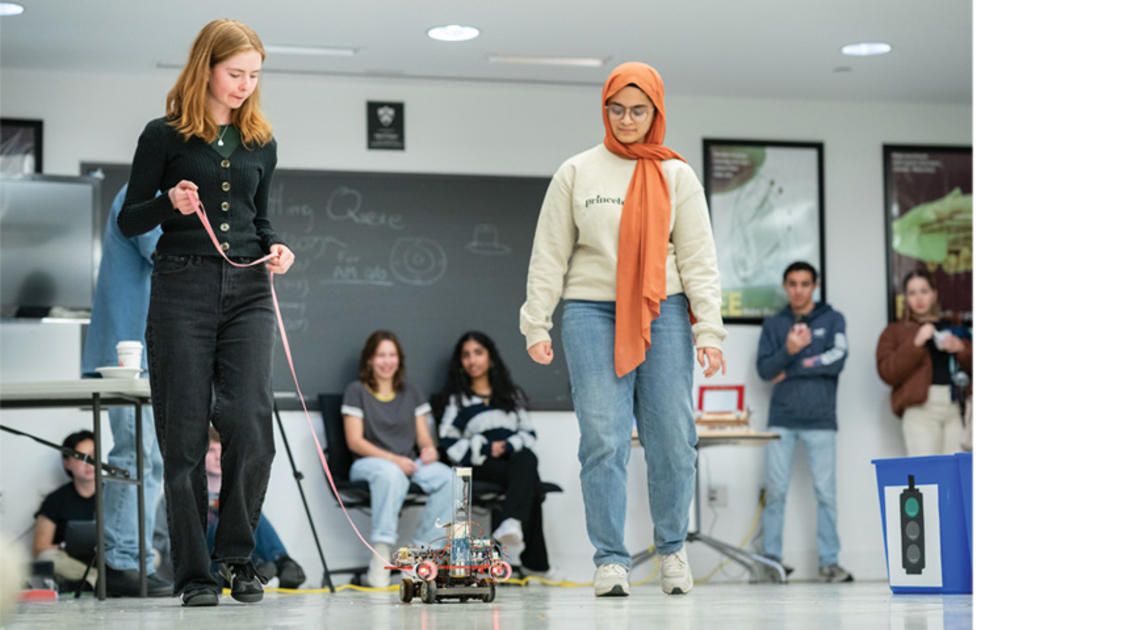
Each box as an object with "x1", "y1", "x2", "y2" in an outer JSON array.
[
  {"x1": 630, "y1": 430, "x2": 788, "y2": 583},
  {"x1": 1, "y1": 378, "x2": 151, "y2": 599}
]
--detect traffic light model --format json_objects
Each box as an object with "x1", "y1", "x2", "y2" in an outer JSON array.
[{"x1": 900, "y1": 475, "x2": 925, "y2": 575}]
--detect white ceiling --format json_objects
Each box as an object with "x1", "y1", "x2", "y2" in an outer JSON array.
[{"x1": 0, "y1": 0, "x2": 971, "y2": 104}]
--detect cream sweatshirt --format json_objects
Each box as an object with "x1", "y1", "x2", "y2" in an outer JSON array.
[{"x1": 520, "y1": 144, "x2": 726, "y2": 350}]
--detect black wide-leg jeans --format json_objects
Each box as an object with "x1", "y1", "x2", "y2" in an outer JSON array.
[{"x1": 146, "y1": 255, "x2": 276, "y2": 594}]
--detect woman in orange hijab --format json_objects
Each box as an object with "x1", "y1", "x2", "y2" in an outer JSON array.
[{"x1": 520, "y1": 62, "x2": 726, "y2": 597}]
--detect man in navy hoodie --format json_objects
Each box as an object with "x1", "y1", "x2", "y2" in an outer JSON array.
[{"x1": 755, "y1": 261, "x2": 853, "y2": 583}]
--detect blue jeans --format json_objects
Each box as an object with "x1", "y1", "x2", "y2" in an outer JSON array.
[
  {"x1": 561, "y1": 295, "x2": 697, "y2": 569},
  {"x1": 349, "y1": 458, "x2": 455, "y2": 547},
  {"x1": 207, "y1": 514, "x2": 288, "y2": 566},
  {"x1": 761, "y1": 427, "x2": 840, "y2": 566},
  {"x1": 103, "y1": 404, "x2": 164, "y2": 573}
]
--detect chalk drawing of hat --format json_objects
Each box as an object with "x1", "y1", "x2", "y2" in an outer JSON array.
[{"x1": 466, "y1": 223, "x2": 511, "y2": 255}]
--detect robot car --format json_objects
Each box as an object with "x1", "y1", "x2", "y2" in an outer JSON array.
[{"x1": 387, "y1": 467, "x2": 513, "y2": 603}]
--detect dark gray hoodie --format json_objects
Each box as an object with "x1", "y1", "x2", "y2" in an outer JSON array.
[{"x1": 755, "y1": 303, "x2": 847, "y2": 430}]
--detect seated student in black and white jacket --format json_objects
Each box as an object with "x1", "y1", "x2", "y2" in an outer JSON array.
[{"x1": 434, "y1": 331, "x2": 557, "y2": 579}]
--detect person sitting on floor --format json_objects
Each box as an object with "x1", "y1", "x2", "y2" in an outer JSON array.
[
  {"x1": 434, "y1": 331, "x2": 560, "y2": 581},
  {"x1": 32, "y1": 430, "x2": 98, "y2": 592},
  {"x1": 204, "y1": 426, "x2": 306, "y2": 589}
]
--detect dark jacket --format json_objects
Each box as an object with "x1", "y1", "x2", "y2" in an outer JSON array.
[
  {"x1": 118, "y1": 117, "x2": 282, "y2": 259},
  {"x1": 876, "y1": 319, "x2": 973, "y2": 417},
  {"x1": 755, "y1": 303, "x2": 848, "y2": 430}
]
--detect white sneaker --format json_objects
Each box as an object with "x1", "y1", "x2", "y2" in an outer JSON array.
[
  {"x1": 366, "y1": 543, "x2": 391, "y2": 588},
  {"x1": 493, "y1": 518, "x2": 525, "y2": 555},
  {"x1": 593, "y1": 563, "x2": 630, "y2": 597},
  {"x1": 522, "y1": 564, "x2": 564, "y2": 584},
  {"x1": 660, "y1": 547, "x2": 693, "y2": 595}
]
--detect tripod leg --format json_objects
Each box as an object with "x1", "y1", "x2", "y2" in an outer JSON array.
[{"x1": 273, "y1": 401, "x2": 335, "y2": 593}]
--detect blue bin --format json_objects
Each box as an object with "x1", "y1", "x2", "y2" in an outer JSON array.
[
  {"x1": 872, "y1": 454, "x2": 972, "y2": 594},
  {"x1": 955, "y1": 452, "x2": 973, "y2": 557}
]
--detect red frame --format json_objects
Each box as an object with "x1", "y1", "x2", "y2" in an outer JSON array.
[{"x1": 697, "y1": 385, "x2": 744, "y2": 413}]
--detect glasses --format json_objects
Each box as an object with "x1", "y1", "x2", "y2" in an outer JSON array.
[{"x1": 606, "y1": 103, "x2": 654, "y2": 122}]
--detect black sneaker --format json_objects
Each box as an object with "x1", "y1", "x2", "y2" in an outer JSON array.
[
  {"x1": 275, "y1": 556, "x2": 306, "y2": 590},
  {"x1": 759, "y1": 555, "x2": 795, "y2": 583},
  {"x1": 101, "y1": 566, "x2": 175, "y2": 597},
  {"x1": 181, "y1": 584, "x2": 220, "y2": 607},
  {"x1": 219, "y1": 562, "x2": 267, "y2": 603},
  {"x1": 255, "y1": 560, "x2": 278, "y2": 581},
  {"x1": 819, "y1": 564, "x2": 854, "y2": 583}
]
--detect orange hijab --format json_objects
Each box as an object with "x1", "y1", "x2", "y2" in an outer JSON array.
[{"x1": 602, "y1": 62, "x2": 685, "y2": 377}]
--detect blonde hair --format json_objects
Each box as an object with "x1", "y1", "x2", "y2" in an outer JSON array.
[{"x1": 166, "y1": 19, "x2": 273, "y2": 147}]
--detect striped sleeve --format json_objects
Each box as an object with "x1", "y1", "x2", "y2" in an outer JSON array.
[
  {"x1": 506, "y1": 405, "x2": 537, "y2": 453},
  {"x1": 819, "y1": 332, "x2": 848, "y2": 366},
  {"x1": 437, "y1": 395, "x2": 476, "y2": 466}
]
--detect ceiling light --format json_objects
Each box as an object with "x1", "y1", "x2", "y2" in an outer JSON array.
[
  {"x1": 841, "y1": 42, "x2": 892, "y2": 56},
  {"x1": 427, "y1": 24, "x2": 479, "y2": 42},
  {"x1": 265, "y1": 44, "x2": 358, "y2": 57},
  {"x1": 489, "y1": 55, "x2": 604, "y2": 68},
  {"x1": 0, "y1": 2, "x2": 25, "y2": 16}
]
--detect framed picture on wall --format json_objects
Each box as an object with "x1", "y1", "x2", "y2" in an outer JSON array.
[
  {"x1": 0, "y1": 118, "x2": 43, "y2": 175},
  {"x1": 883, "y1": 145, "x2": 973, "y2": 324},
  {"x1": 703, "y1": 138, "x2": 825, "y2": 324}
]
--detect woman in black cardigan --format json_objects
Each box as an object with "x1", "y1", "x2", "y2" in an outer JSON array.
[{"x1": 118, "y1": 19, "x2": 294, "y2": 607}]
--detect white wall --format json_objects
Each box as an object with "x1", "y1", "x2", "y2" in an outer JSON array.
[{"x1": 0, "y1": 67, "x2": 969, "y2": 585}]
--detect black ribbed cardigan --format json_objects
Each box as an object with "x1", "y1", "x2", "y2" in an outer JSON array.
[{"x1": 118, "y1": 117, "x2": 283, "y2": 258}]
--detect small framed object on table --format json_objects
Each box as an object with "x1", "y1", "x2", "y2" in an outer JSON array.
[{"x1": 696, "y1": 385, "x2": 749, "y2": 429}]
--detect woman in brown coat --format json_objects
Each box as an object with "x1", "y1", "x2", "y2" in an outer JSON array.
[{"x1": 876, "y1": 269, "x2": 972, "y2": 455}]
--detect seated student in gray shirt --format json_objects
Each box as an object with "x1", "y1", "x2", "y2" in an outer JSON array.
[{"x1": 341, "y1": 330, "x2": 455, "y2": 588}]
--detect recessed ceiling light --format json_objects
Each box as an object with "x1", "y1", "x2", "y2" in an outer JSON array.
[
  {"x1": 489, "y1": 55, "x2": 604, "y2": 68},
  {"x1": 0, "y1": 2, "x2": 25, "y2": 16},
  {"x1": 841, "y1": 42, "x2": 892, "y2": 56},
  {"x1": 427, "y1": 24, "x2": 479, "y2": 42},
  {"x1": 264, "y1": 44, "x2": 359, "y2": 57}
]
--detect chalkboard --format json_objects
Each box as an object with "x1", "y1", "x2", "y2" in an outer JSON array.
[{"x1": 82, "y1": 162, "x2": 572, "y2": 410}]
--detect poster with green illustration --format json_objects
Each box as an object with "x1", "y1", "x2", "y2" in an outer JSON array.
[
  {"x1": 884, "y1": 146, "x2": 972, "y2": 323},
  {"x1": 703, "y1": 140, "x2": 824, "y2": 323}
]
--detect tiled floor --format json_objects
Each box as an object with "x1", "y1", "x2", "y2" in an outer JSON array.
[{"x1": 6, "y1": 581, "x2": 971, "y2": 629}]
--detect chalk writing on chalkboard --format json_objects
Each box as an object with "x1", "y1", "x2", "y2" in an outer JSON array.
[
  {"x1": 466, "y1": 224, "x2": 512, "y2": 256},
  {"x1": 390, "y1": 238, "x2": 447, "y2": 286},
  {"x1": 82, "y1": 162, "x2": 573, "y2": 410}
]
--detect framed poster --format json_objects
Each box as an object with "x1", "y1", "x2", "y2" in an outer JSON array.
[
  {"x1": 703, "y1": 139, "x2": 825, "y2": 324},
  {"x1": 883, "y1": 145, "x2": 972, "y2": 324},
  {"x1": 367, "y1": 101, "x2": 405, "y2": 150},
  {"x1": 0, "y1": 118, "x2": 43, "y2": 175}
]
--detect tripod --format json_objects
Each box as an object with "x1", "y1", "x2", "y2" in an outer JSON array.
[{"x1": 272, "y1": 400, "x2": 336, "y2": 593}]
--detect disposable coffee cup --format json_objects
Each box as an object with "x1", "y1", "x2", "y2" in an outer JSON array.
[{"x1": 116, "y1": 341, "x2": 143, "y2": 369}]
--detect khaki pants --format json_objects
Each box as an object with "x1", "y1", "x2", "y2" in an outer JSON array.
[
  {"x1": 36, "y1": 548, "x2": 96, "y2": 588},
  {"x1": 901, "y1": 385, "x2": 963, "y2": 456}
]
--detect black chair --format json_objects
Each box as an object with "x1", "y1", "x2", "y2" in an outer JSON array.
[
  {"x1": 316, "y1": 393, "x2": 428, "y2": 586},
  {"x1": 315, "y1": 392, "x2": 562, "y2": 583}
]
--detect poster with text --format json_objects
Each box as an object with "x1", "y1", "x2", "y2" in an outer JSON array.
[
  {"x1": 884, "y1": 146, "x2": 972, "y2": 323},
  {"x1": 704, "y1": 139, "x2": 824, "y2": 323}
]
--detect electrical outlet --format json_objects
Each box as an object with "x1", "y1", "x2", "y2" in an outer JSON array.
[{"x1": 708, "y1": 484, "x2": 728, "y2": 508}]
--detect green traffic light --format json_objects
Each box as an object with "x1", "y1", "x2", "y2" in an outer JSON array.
[{"x1": 905, "y1": 497, "x2": 920, "y2": 518}]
